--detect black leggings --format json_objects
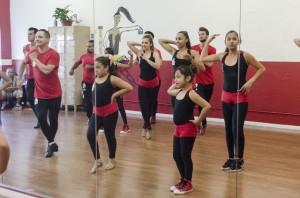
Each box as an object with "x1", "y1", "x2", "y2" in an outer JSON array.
[
  {"x1": 151, "y1": 80, "x2": 161, "y2": 117},
  {"x1": 195, "y1": 83, "x2": 214, "y2": 126},
  {"x1": 138, "y1": 85, "x2": 159, "y2": 129},
  {"x1": 35, "y1": 96, "x2": 62, "y2": 143},
  {"x1": 173, "y1": 136, "x2": 196, "y2": 181},
  {"x1": 82, "y1": 82, "x2": 93, "y2": 119},
  {"x1": 116, "y1": 96, "x2": 127, "y2": 125},
  {"x1": 222, "y1": 102, "x2": 248, "y2": 159},
  {"x1": 26, "y1": 79, "x2": 37, "y2": 117},
  {"x1": 87, "y1": 112, "x2": 118, "y2": 160}
]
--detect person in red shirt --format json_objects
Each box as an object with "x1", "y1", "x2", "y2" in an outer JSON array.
[
  {"x1": 18, "y1": 27, "x2": 40, "y2": 128},
  {"x1": 69, "y1": 40, "x2": 94, "y2": 125},
  {"x1": 24, "y1": 29, "x2": 62, "y2": 158},
  {"x1": 191, "y1": 27, "x2": 216, "y2": 135}
]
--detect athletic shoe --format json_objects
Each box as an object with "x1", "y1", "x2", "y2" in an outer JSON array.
[
  {"x1": 150, "y1": 116, "x2": 156, "y2": 124},
  {"x1": 12, "y1": 104, "x2": 22, "y2": 111},
  {"x1": 98, "y1": 126, "x2": 104, "y2": 133},
  {"x1": 170, "y1": 178, "x2": 184, "y2": 192},
  {"x1": 173, "y1": 179, "x2": 193, "y2": 195},
  {"x1": 230, "y1": 159, "x2": 244, "y2": 172},
  {"x1": 221, "y1": 159, "x2": 235, "y2": 171},
  {"x1": 199, "y1": 125, "x2": 207, "y2": 135},
  {"x1": 120, "y1": 124, "x2": 130, "y2": 134},
  {"x1": 44, "y1": 146, "x2": 53, "y2": 158}
]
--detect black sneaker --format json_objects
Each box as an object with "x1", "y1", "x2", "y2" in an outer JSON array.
[
  {"x1": 45, "y1": 146, "x2": 53, "y2": 158},
  {"x1": 230, "y1": 159, "x2": 244, "y2": 172},
  {"x1": 34, "y1": 122, "x2": 40, "y2": 129},
  {"x1": 221, "y1": 159, "x2": 235, "y2": 171}
]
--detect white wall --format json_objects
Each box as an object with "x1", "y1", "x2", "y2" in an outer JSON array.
[{"x1": 11, "y1": 0, "x2": 300, "y2": 61}]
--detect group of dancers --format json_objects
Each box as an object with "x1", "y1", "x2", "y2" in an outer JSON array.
[{"x1": 0, "y1": 26, "x2": 265, "y2": 195}]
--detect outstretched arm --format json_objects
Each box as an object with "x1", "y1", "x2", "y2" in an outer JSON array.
[
  {"x1": 116, "y1": 50, "x2": 134, "y2": 68},
  {"x1": 200, "y1": 34, "x2": 224, "y2": 63}
]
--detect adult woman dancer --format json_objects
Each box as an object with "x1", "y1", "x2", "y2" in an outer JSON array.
[
  {"x1": 200, "y1": 31, "x2": 266, "y2": 171},
  {"x1": 159, "y1": 31, "x2": 204, "y2": 108},
  {"x1": 87, "y1": 56, "x2": 132, "y2": 173},
  {"x1": 168, "y1": 65, "x2": 210, "y2": 195},
  {"x1": 127, "y1": 35, "x2": 162, "y2": 140}
]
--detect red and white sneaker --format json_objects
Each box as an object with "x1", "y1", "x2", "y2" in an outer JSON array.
[
  {"x1": 98, "y1": 126, "x2": 104, "y2": 133},
  {"x1": 170, "y1": 178, "x2": 184, "y2": 192},
  {"x1": 199, "y1": 125, "x2": 207, "y2": 136},
  {"x1": 120, "y1": 124, "x2": 130, "y2": 134},
  {"x1": 173, "y1": 179, "x2": 193, "y2": 195}
]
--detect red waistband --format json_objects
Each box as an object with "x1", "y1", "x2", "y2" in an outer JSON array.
[
  {"x1": 221, "y1": 90, "x2": 248, "y2": 104},
  {"x1": 138, "y1": 77, "x2": 159, "y2": 88},
  {"x1": 93, "y1": 102, "x2": 118, "y2": 117},
  {"x1": 174, "y1": 122, "x2": 197, "y2": 138}
]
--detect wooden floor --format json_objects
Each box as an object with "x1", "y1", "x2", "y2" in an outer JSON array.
[{"x1": 0, "y1": 108, "x2": 299, "y2": 198}]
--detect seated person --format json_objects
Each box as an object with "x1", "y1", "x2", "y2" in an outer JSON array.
[{"x1": 1, "y1": 68, "x2": 23, "y2": 110}]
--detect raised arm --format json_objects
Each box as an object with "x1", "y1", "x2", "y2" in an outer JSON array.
[
  {"x1": 240, "y1": 52, "x2": 266, "y2": 93},
  {"x1": 127, "y1": 41, "x2": 142, "y2": 56},
  {"x1": 116, "y1": 50, "x2": 134, "y2": 68},
  {"x1": 141, "y1": 51, "x2": 161, "y2": 70},
  {"x1": 167, "y1": 83, "x2": 181, "y2": 97},
  {"x1": 200, "y1": 34, "x2": 223, "y2": 63},
  {"x1": 158, "y1": 39, "x2": 177, "y2": 55},
  {"x1": 189, "y1": 50, "x2": 205, "y2": 71}
]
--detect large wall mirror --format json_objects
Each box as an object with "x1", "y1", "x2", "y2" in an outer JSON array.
[{"x1": 1, "y1": 0, "x2": 300, "y2": 197}]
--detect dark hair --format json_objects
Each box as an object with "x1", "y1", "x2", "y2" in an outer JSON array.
[
  {"x1": 105, "y1": 47, "x2": 114, "y2": 55},
  {"x1": 95, "y1": 56, "x2": 111, "y2": 69},
  {"x1": 28, "y1": 27, "x2": 38, "y2": 34},
  {"x1": 144, "y1": 31, "x2": 154, "y2": 38},
  {"x1": 199, "y1": 27, "x2": 209, "y2": 35},
  {"x1": 178, "y1": 31, "x2": 191, "y2": 49},
  {"x1": 142, "y1": 35, "x2": 154, "y2": 51},
  {"x1": 38, "y1": 29, "x2": 50, "y2": 38},
  {"x1": 89, "y1": 40, "x2": 94, "y2": 44},
  {"x1": 175, "y1": 65, "x2": 197, "y2": 82},
  {"x1": 224, "y1": 30, "x2": 239, "y2": 52},
  {"x1": 114, "y1": 6, "x2": 135, "y2": 23}
]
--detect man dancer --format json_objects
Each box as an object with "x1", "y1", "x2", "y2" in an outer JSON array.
[{"x1": 192, "y1": 27, "x2": 216, "y2": 135}]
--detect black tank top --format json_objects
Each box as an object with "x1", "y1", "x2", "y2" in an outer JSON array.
[
  {"x1": 173, "y1": 90, "x2": 195, "y2": 125},
  {"x1": 172, "y1": 50, "x2": 192, "y2": 71},
  {"x1": 109, "y1": 63, "x2": 120, "y2": 77},
  {"x1": 222, "y1": 52, "x2": 248, "y2": 92},
  {"x1": 92, "y1": 75, "x2": 115, "y2": 107},
  {"x1": 139, "y1": 52, "x2": 157, "y2": 80}
]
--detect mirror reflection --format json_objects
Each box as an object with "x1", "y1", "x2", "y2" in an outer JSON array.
[{"x1": 1, "y1": 0, "x2": 300, "y2": 198}]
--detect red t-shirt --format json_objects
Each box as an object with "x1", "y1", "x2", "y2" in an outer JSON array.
[
  {"x1": 25, "y1": 48, "x2": 62, "y2": 99},
  {"x1": 192, "y1": 44, "x2": 216, "y2": 85},
  {"x1": 76, "y1": 53, "x2": 94, "y2": 83},
  {"x1": 23, "y1": 44, "x2": 35, "y2": 79}
]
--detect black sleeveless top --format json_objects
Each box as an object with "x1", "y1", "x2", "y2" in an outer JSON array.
[
  {"x1": 109, "y1": 63, "x2": 120, "y2": 77},
  {"x1": 221, "y1": 52, "x2": 248, "y2": 92},
  {"x1": 139, "y1": 52, "x2": 157, "y2": 81},
  {"x1": 173, "y1": 90, "x2": 195, "y2": 125},
  {"x1": 172, "y1": 50, "x2": 192, "y2": 71},
  {"x1": 92, "y1": 75, "x2": 115, "y2": 107}
]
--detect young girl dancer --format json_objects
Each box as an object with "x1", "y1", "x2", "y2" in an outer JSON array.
[
  {"x1": 200, "y1": 31, "x2": 265, "y2": 171},
  {"x1": 127, "y1": 35, "x2": 162, "y2": 140},
  {"x1": 87, "y1": 56, "x2": 132, "y2": 174},
  {"x1": 159, "y1": 31, "x2": 205, "y2": 108},
  {"x1": 167, "y1": 65, "x2": 210, "y2": 195},
  {"x1": 104, "y1": 47, "x2": 133, "y2": 134}
]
